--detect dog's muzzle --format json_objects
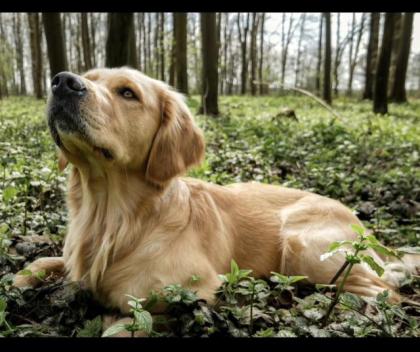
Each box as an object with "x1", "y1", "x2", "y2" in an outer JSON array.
[{"x1": 47, "y1": 72, "x2": 89, "y2": 146}]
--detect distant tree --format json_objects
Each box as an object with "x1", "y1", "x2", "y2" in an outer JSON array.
[
  {"x1": 105, "y1": 13, "x2": 135, "y2": 68},
  {"x1": 27, "y1": 13, "x2": 43, "y2": 99},
  {"x1": 280, "y1": 13, "x2": 298, "y2": 88},
  {"x1": 373, "y1": 13, "x2": 396, "y2": 114},
  {"x1": 81, "y1": 13, "x2": 92, "y2": 71},
  {"x1": 249, "y1": 13, "x2": 260, "y2": 95},
  {"x1": 159, "y1": 13, "x2": 165, "y2": 81},
  {"x1": 169, "y1": 13, "x2": 176, "y2": 86},
  {"x1": 237, "y1": 13, "x2": 250, "y2": 94},
  {"x1": 199, "y1": 13, "x2": 219, "y2": 116},
  {"x1": 347, "y1": 13, "x2": 366, "y2": 96},
  {"x1": 13, "y1": 13, "x2": 26, "y2": 95},
  {"x1": 258, "y1": 13, "x2": 265, "y2": 95},
  {"x1": 42, "y1": 13, "x2": 68, "y2": 77},
  {"x1": 389, "y1": 13, "x2": 403, "y2": 94},
  {"x1": 389, "y1": 13, "x2": 414, "y2": 103},
  {"x1": 363, "y1": 13, "x2": 380, "y2": 100},
  {"x1": 174, "y1": 13, "x2": 188, "y2": 95},
  {"x1": 322, "y1": 12, "x2": 332, "y2": 104},
  {"x1": 316, "y1": 14, "x2": 323, "y2": 95},
  {"x1": 294, "y1": 13, "x2": 306, "y2": 87}
]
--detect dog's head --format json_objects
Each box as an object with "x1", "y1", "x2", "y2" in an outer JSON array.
[{"x1": 47, "y1": 67, "x2": 205, "y2": 186}]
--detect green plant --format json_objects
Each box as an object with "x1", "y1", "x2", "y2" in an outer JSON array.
[
  {"x1": 102, "y1": 295, "x2": 153, "y2": 337},
  {"x1": 321, "y1": 224, "x2": 401, "y2": 325}
]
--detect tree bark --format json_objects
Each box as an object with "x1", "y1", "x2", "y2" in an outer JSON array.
[
  {"x1": 13, "y1": 13, "x2": 26, "y2": 95},
  {"x1": 362, "y1": 13, "x2": 380, "y2": 100},
  {"x1": 316, "y1": 14, "x2": 323, "y2": 95},
  {"x1": 249, "y1": 13, "x2": 260, "y2": 95},
  {"x1": 199, "y1": 13, "x2": 219, "y2": 116},
  {"x1": 237, "y1": 13, "x2": 250, "y2": 95},
  {"x1": 28, "y1": 13, "x2": 43, "y2": 99},
  {"x1": 389, "y1": 13, "x2": 402, "y2": 94},
  {"x1": 373, "y1": 13, "x2": 396, "y2": 114},
  {"x1": 159, "y1": 13, "x2": 165, "y2": 81},
  {"x1": 258, "y1": 13, "x2": 265, "y2": 95},
  {"x1": 175, "y1": 13, "x2": 188, "y2": 94},
  {"x1": 105, "y1": 13, "x2": 136, "y2": 68},
  {"x1": 322, "y1": 13, "x2": 332, "y2": 104},
  {"x1": 294, "y1": 14, "x2": 306, "y2": 87},
  {"x1": 42, "y1": 12, "x2": 68, "y2": 78},
  {"x1": 347, "y1": 14, "x2": 366, "y2": 96},
  {"x1": 389, "y1": 13, "x2": 414, "y2": 103},
  {"x1": 81, "y1": 13, "x2": 92, "y2": 71}
]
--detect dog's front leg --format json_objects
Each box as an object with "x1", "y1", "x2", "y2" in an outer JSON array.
[{"x1": 13, "y1": 256, "x2": 65, "y2": 288}]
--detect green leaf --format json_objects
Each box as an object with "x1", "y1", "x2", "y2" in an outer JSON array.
[
  {"x1": 369, "y1": 244, "x2": 400, "y2": 259},
  {"x1": 77, "y1": 316, "x2": 102, "y2": 337},
  {"x1": 361, "y1": 255, "x2": 384, "y2": 277},
  {"x1": 350, "y1": 224, "x2": 365, "y2": 237},
  {"x1": 102, "y1": 322, "x2": 128, "y2": 337},
  {"x1": 2, "y1": 186, "x2": 18, "y2": 204},
  {"x1": 35, "y1": 270, "x2": 46, "y2": 280},
  {"x1": 287, "y1": 276, "x2": 307, "y2": 284},
  {"x1": 133, "y1": 310, "x2": 153, "y2": 334},
  {"x1": 0, "y1": 224, "x2": 9, "y2": 235}
]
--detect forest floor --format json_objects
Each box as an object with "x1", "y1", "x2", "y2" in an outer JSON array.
[{"x1": 0, "y1": 95, "x2": 419, "y2": 337}]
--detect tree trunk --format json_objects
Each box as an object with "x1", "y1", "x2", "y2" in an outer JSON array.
[
  {"x1": 281, "y1": 14, "x2": 296, "y2": 88},
  {"x1": 169, "y1": 13, "x2": 176, "y2": 86},
  {"x1": 389, "y1": 13, "x2": 414, "y2": 103},
  {"x1": 363, "y1": 13, "x2": 380, "y2": 100},
  {"x1": 249, "y1": 13, "x2": 260, "y2": 95},
  {"x1": 258, "y1": 13, "x2": 265, "y2": 95},
  {"x1": 42, "y1": 12, "x2": 68, "y2": 78},
  {"x1": 89, "y1": 13, "x2": 97, "y2": 67},
  {"x1": 27, "y1": 13, "x2": 43, "y2": 98},
  {"x1": 294, "y1": 14, "x2": 306, "y2": 87},
  {"x1": 175, "y1": 13, "x2": 188, "y2": 94},
  {"x1": 373, "y1": 13, "x2": 396, "y2": 114},
  {"x1": 322, "y1": 13, "x2": 332, "y2": 104},
  {"x1": 347, "y1": 14, "x2": 366, "y2": 96},
  {"x1": 81, "y1": 13, "x2": 92, "y2": 71},
  {"x1": 136, "y1": 13, "x2": 142, "y2": 70},
  {"x1": 159, "y1": 13, "x2": 165, "y2": 81},
  {"x1": 199, "y1": 13, "x2": 219, "y2": 116},
  {"x1": 316, "y1": 14, "x2": 323, "y2": 95},
  {"x1": 13, "y1": 13, "x2": 26, "y2": 95},
  {"x1": 237, "y1": 13, "x2": 250, "y2": 95},
  {"x1": 389, "y1": 13, "x2": 402, "y2": 94},
  {"x1": 105, "y1": 13, "x2": 135, "y2": 68}
]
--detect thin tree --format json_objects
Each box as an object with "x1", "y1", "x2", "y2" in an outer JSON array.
[
  {"x1": 42, "y1": 13, "x2": 68, "y2": 77},
  {"x1": 316, "y1": 14, "x2": 323, "y2": 95},
  {"x1": 280, "y1": 13, "x2": 298, "y2": 88},
  {"x1": 28, "y1": 13, "x2": 43, "y2": 99},
  {"x1": 105, "y1": 13, "x2": 135, "y2": 68},
  {"x1": 389, "y1": 13, "x2": 414, "y2": 103},
  {"x1": 169, "y1": 13, "x2": 176, "y2": 86},
  {"x1": 362, "y1": 13, "x2": 380, "y2": 100},
  {"x1": 13, "y1": 13, "x2": 26, "y2": 95},
  {"x1": 294, "y1": 13, "x2": 306, "y2": 87},
  {"x1": 159, "y1": 13, "x2": 165, "y2": 81},
  {"x1": 322, "y1": 12, "x2": 332, "y2": 104},
  {"x1": 175, "y1": 13, "x2": 188, "y2": 95},
  {"x1": 249, "y1": 13, "x2": 260, "y2": 95},
  {"x1": 81, "y1": 13, "x2": 92, "y2": 71},
  {"x1": 389, "y1": 13, "x2": 403, "y2": 94},
  {"x1": 237, "y1": 13, "x2": 250, "y2": 94},
  {"x1": 347, "y1": 14, "x2": 366, "y2": 96},
  {"x1": 373, "y1": 13, "x2": 396, "y2": 114},
  {"x1": 258, "y1": 13, "x2": 265, "y2": 95},
  {"x1": 199, "y1": 13, "x2": 219, "y2": 116}
]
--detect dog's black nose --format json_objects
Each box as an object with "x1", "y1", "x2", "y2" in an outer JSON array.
[{"x1": 51, "y1": 72, "x2": 86, "y2": 97}]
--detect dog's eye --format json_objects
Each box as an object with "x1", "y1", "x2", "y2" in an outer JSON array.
[{"x1": 118, "y1": 88, "x2": 137, "y2": 100}]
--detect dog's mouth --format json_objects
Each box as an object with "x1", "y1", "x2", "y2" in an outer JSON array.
[{"x1": 48, "y1": 99, "x2": 114, "y2": 162}]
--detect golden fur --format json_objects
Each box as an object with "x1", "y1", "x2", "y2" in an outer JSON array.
[{"x1": 14, "y1": 68, "x2": 418, "y2": 314}]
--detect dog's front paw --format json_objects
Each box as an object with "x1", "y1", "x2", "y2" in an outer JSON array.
[{"x1": 13, "y1": 257, "x2": 65, "y2": 289}]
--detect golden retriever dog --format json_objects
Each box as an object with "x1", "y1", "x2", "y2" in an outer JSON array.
[{"x1": 14, "y1": 68, "x2": 418, "y2": 320}]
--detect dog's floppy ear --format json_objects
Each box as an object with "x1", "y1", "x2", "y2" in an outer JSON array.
[
  {"x1": 145, "y1": 89, "x2": 205, "y2": 186},
  {"x1": 57, "y1": 149, "x2": 69, "y2": 172}
]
